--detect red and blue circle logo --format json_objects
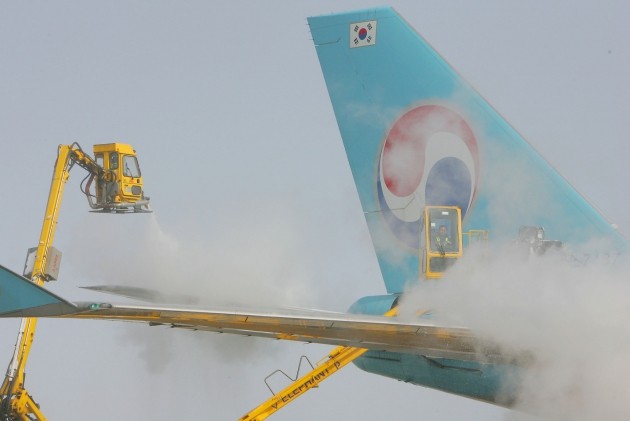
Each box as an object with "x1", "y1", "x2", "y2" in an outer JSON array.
[
  {"x1": 377, "y1": 104, "x2": 479, "y2": 249},
  {"x1": 358, "y1": 28, "x2": 368, "y2": 40}
]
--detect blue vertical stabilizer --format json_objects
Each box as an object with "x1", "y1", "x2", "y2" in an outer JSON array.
[{"x1": 308, "y1": 8, "x2": 627, "y2": 293}]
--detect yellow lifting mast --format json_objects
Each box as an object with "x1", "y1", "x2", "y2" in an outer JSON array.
[
  {"x1": 0, "y1": 143, "x2": 150, "y2": 420},
  {"x1": 240, "y1": 307, "x2": 400, "y2": 421}
]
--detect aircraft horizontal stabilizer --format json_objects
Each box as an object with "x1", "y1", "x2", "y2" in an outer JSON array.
[
  {"x1": 34, "y1": 299, "x2": 522, "y2": 364},
  {"x1": 67, "y1": 303, "x2": 488, "y2": 361},
  {"x1": 0, "y1": 265, "x2": 77, "y2": 317},
  {"x1": 0, "y1": 267, "x2": 523, "y2": 365}
]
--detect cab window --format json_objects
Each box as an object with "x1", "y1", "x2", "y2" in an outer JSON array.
[
  {"x1": 123, "y1": 155, "x2": 141, "y2": 178},
  {"x1": 428, "y1": 209, "x2": 460, "y2": 253},
  {"x1": 110, "y1": 152, "x2": 119, "y2": 170}
]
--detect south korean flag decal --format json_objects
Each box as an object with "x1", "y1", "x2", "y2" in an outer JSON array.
[{"x1": 350, "y1": 20, "x2": 377, "y2": 48}]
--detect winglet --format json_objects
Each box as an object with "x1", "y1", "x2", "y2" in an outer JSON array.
[{"x1": 0, "y1": 264, "x2": 77, "y2": 317}]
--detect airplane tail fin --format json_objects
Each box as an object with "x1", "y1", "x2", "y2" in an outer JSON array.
[{"x1": 308, "y1": 7, "x2": 626, "y2": 293}]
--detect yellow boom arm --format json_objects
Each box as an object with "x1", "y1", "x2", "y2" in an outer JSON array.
[
  {"x1": 239, "y1": 307, "x2": 400, "y2": 421},
  {"x1": 0, "y1": 143, "x2": 149, "y2": 420}
]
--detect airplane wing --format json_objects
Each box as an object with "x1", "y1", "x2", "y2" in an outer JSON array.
[{"x1": 0, "y1": 264, "x2": 511, "y2": 365}]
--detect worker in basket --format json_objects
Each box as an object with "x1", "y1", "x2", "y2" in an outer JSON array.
[{"x1": 433, "y1": 225, "x2": 453, "y2": 252}]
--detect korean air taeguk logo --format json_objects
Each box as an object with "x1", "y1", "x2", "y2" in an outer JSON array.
[{"x1": 377, "y1": 105, "x2": 479, "y2": 249}]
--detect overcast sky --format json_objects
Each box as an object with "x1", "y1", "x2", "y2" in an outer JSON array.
[{"x1": 0, "y1": 1, "x2": 628, "y2": 420}]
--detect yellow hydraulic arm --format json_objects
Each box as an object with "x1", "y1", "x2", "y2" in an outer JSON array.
[
  {"x1": 0, "y1": 143, "x2": 149, "y2": 420},
  {"x1": 239, "y1": 307, "x2": 399, "y2": 421}
]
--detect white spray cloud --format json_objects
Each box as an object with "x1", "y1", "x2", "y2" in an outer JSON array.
[
  {"x1": 64, "y1": 195, "x2": 321, "y2": 371},
  {"x1": 68, "y1": 200, "x2": 318, "y2": 307},
  {"x1": 400, "y1": 244, "x2": 630, "y2": 420}
]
